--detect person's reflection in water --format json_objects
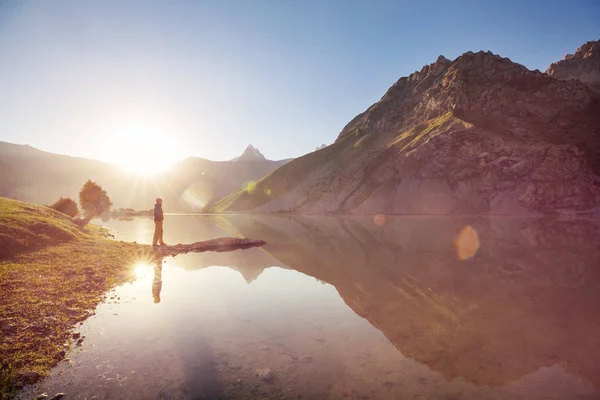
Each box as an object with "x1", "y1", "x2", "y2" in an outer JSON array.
[{"x1": 152, "y1": 255, "x2": 163, "y2": 303}]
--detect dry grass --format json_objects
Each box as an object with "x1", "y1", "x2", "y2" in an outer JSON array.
[
  {"x1": 0, "y1": 197, "x2": 264, "y2": 399},
  {"x1": 0, "y1": 198, "x2": 151, "y2": 399}
]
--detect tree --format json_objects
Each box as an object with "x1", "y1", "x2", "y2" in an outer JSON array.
[
  {"x1": 78, "y1": 180, "x2": 112, "y2": 220},
  {"x1": 49, "y1": 197, "x2": 79, "y2": 217}
]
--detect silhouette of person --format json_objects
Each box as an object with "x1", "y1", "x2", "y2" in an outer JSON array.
[
  {"x1": 152, "y1": 198, "x2": 166, "y2": 246},
  {"x1": 152, "y1": 256, "x2": 163, "y2": 303}
]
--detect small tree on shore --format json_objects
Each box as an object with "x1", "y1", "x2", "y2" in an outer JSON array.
[
  {"x1": 49, "y1": 197, "x2": 79, "y2": 217},
  {"x1": 78, "y1": 180, "x2": 112, "y2": 222}
]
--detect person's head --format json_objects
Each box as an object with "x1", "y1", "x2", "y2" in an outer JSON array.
[{"x1": 156, "y1": 198, "x2": 163, "y2": 205}]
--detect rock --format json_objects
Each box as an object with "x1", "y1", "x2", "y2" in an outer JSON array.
[
  {"x1": 546, "y1": 40, "x2": 600, "y2": 92},
  {"x1": 72, "y1": 332, "x2": 81, "y2": 339},
  {"x1": 19, "y1": 371, "x2": 41, "y2": 383},
  {"x1": 297, "y1": 355, "x2": 313, "y2": 363},
  {"x1": 49, "y1": 394, "x2": 65, "y2": 400},
  {"x1": 55, "y1": 350, "x2": 66, "y2": 360},
  {"x1": 160, "y1": 238, "x2": 265, "y2": 256},
  {"x1": 256, "y1": 368, "x2": 274, "y2": 382},
  {"x1": 35, "y1": 393, "x2": 48, "y2": 400}
]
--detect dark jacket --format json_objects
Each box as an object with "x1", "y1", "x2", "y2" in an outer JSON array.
[{"x1": 154, "y1": 204, "x2": 164, "y2": 221}]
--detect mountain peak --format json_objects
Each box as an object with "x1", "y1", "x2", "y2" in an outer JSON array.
[
  {"x1": 546, "y1": 39, "x2": 600, "y2": 92},
  {"x1": 231, "y1": 145, "x2": 266, "y2": 162}
]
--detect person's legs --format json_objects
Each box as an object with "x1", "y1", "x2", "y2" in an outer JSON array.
[{"x1": 152, "y1": 221, "x2": 160, "y2": 246}]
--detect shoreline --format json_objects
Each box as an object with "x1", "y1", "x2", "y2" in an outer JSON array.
[{"x1": 0, "y1": 211, "x2": 264, "y2": 400}]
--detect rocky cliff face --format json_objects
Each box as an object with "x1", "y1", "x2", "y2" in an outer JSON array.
[
  {"x1": 546, "y1": 40, "x2": 600, "y2": 93},
  {"x1": 214, "y1": 42, "x2": 600, "y2": 214}
]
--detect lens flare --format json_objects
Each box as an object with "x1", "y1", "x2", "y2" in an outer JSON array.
[
  {"x1": 181, "y1": 183, "x2": 212, "y2": 211},
  {"x1": 245, "y1": 181, "x2": 257, "y2": 195},
  {"x1": 374, "y1": 214, "x2": 386, "y2": 226},
  {"x1": 454, "y1": 225, "x2": 480, "y2": 260}
]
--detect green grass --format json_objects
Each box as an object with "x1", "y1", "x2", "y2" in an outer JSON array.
[
  {"x1": 387, "y1": 112, "x2": 473, "y2": 152},
  {"x1": 0, "y1": 197, "x2": 151, "y2": 399},
  {"x1": 0, "y1": 198, "x2": 107, "y2": 259}
]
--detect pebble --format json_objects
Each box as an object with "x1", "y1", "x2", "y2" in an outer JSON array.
[
  {"x1": 297, "y1": 355, "x2": 313, "y2": 363},
  {"x1": 19, "y1": 371, "x2": 41, "y2": 383},
  {"x1": 256, "y1": 368, "x2": 274, "y2": 382}
]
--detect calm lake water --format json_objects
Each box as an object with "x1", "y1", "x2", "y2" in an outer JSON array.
[{"x1": 20, "y1": 215, "x2": 600, "y2": 400}]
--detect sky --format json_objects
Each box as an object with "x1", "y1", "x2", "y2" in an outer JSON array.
[{"x1": 0, "y1": 0, "x2": 598, "y2": 169}]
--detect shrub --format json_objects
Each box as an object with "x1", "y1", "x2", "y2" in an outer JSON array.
[
  {"x1": 78, "y1": 180, "x2": 112, "y2": 220},
  {"x1": 49, "y1": 197, "x2": 79, "y2": 217}
]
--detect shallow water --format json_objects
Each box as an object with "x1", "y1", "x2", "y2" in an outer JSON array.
[{"x1": 21, "y1": 215, "x2": 600, "y2": 399}]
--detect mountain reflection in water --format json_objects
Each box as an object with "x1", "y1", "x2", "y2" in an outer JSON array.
[
  {"x1": 25, "y1": 215, "x2": 600, "y2": 400},
  {"x1": 221, "y1": 216, "x2": 600, "y2": 389}
]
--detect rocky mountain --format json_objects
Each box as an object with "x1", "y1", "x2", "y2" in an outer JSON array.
[
  {"x1": 0, "y1": 141, "x2": 290, "y2": 212},
  {"x1": 230, "y1": 144, "x2": 267, "y2": 162},
  {"x1": 546, "y1": 40, "x2": 600, "y2": 93},
  {"x1": 213, "y1": 42, "x2": 600, "y2": 214}
]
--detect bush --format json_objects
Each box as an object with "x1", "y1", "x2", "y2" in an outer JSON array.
[
  {"x1": 78, "y1": 180, "x2": 112, "y2": 220},
  {"x1": 49, "y1": 197, "x2": 79, "y2": 217}
]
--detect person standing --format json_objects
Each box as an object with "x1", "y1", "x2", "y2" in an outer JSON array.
[{"x1": 152, "y1": 198, "x2": 166, "y2": 246}]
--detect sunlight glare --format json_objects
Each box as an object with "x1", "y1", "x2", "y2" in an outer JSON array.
[
  {"x1": 109, "y1": 122, "x2": 185, "y2": 175},
  {"x1": 134, "y1": 263, "x2": 153, "y2": 279}
]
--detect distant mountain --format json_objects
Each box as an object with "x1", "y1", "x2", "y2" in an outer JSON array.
[
  {"x1": 315, "y1": 144, "x2": 327, "y2": 151},
  {"x1": 0, "y1": 142, "x2": 291, "y2": 212},
  {"x1": 230, "y1": 144, "x2": 267, "y2": 162},
  {"x1": 213, "y1": 41, "x2": 600, "y2": 215}
]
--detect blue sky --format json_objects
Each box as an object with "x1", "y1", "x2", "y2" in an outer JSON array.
[{"x1": 0, "y1": 0, "x2": 598, "y2": 168}]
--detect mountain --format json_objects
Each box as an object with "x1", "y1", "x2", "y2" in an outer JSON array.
[
  {"x1": 546, "y1": 40, "x2": 600, "y2": 93},
  {"x1": 230, "y1": 144, "x2": 266, "y2": 162},
  {"x1": 213, "y1": 42, "x2": 600, "y2": 215},
  {"x1": 0, "y1": 142, "x2": 291, "y2": 212}
]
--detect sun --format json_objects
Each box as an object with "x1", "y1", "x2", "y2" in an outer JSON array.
[{"x1": 109, "y1": 123, "x2": 185, "y2": 175}]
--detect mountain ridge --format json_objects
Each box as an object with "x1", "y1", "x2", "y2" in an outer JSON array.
[
  {"x1": 546, "y1": 39, "x2": 600, "y2": 93},
  {"x1": 0, "y1": 141, "x2": 291, "y2": 212},
  {"x1": 213, "y1": 42, "x2": 600, "y2": 215}
]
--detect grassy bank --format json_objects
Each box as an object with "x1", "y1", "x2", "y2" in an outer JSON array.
[{"x1": 0, "y1": 197, "x2": 150, "y2": 399}]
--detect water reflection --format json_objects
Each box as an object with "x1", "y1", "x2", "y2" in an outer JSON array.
[
  {"x1": 223, "y1": 216, "x2": 600, "y2": 390},
  {"x1": 152, "y1": 256, "x2": 163, "y2": 304},
  {"x1": 24, "y1": 215, "x2": 600, "y2": 400}
]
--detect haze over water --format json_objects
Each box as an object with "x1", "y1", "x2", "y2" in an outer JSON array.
[{"x1": 20, "y1": 215, "x2": 600, "y2": 400}]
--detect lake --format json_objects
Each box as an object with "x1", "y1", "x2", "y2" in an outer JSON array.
[{"x1": 19, "y1": 215, "x2": 600, "y2": 400}]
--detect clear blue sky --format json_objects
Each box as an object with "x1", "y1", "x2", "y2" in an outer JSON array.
[{"x1": 0, "y1": 0, "x2": 598, "y2": 168}]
